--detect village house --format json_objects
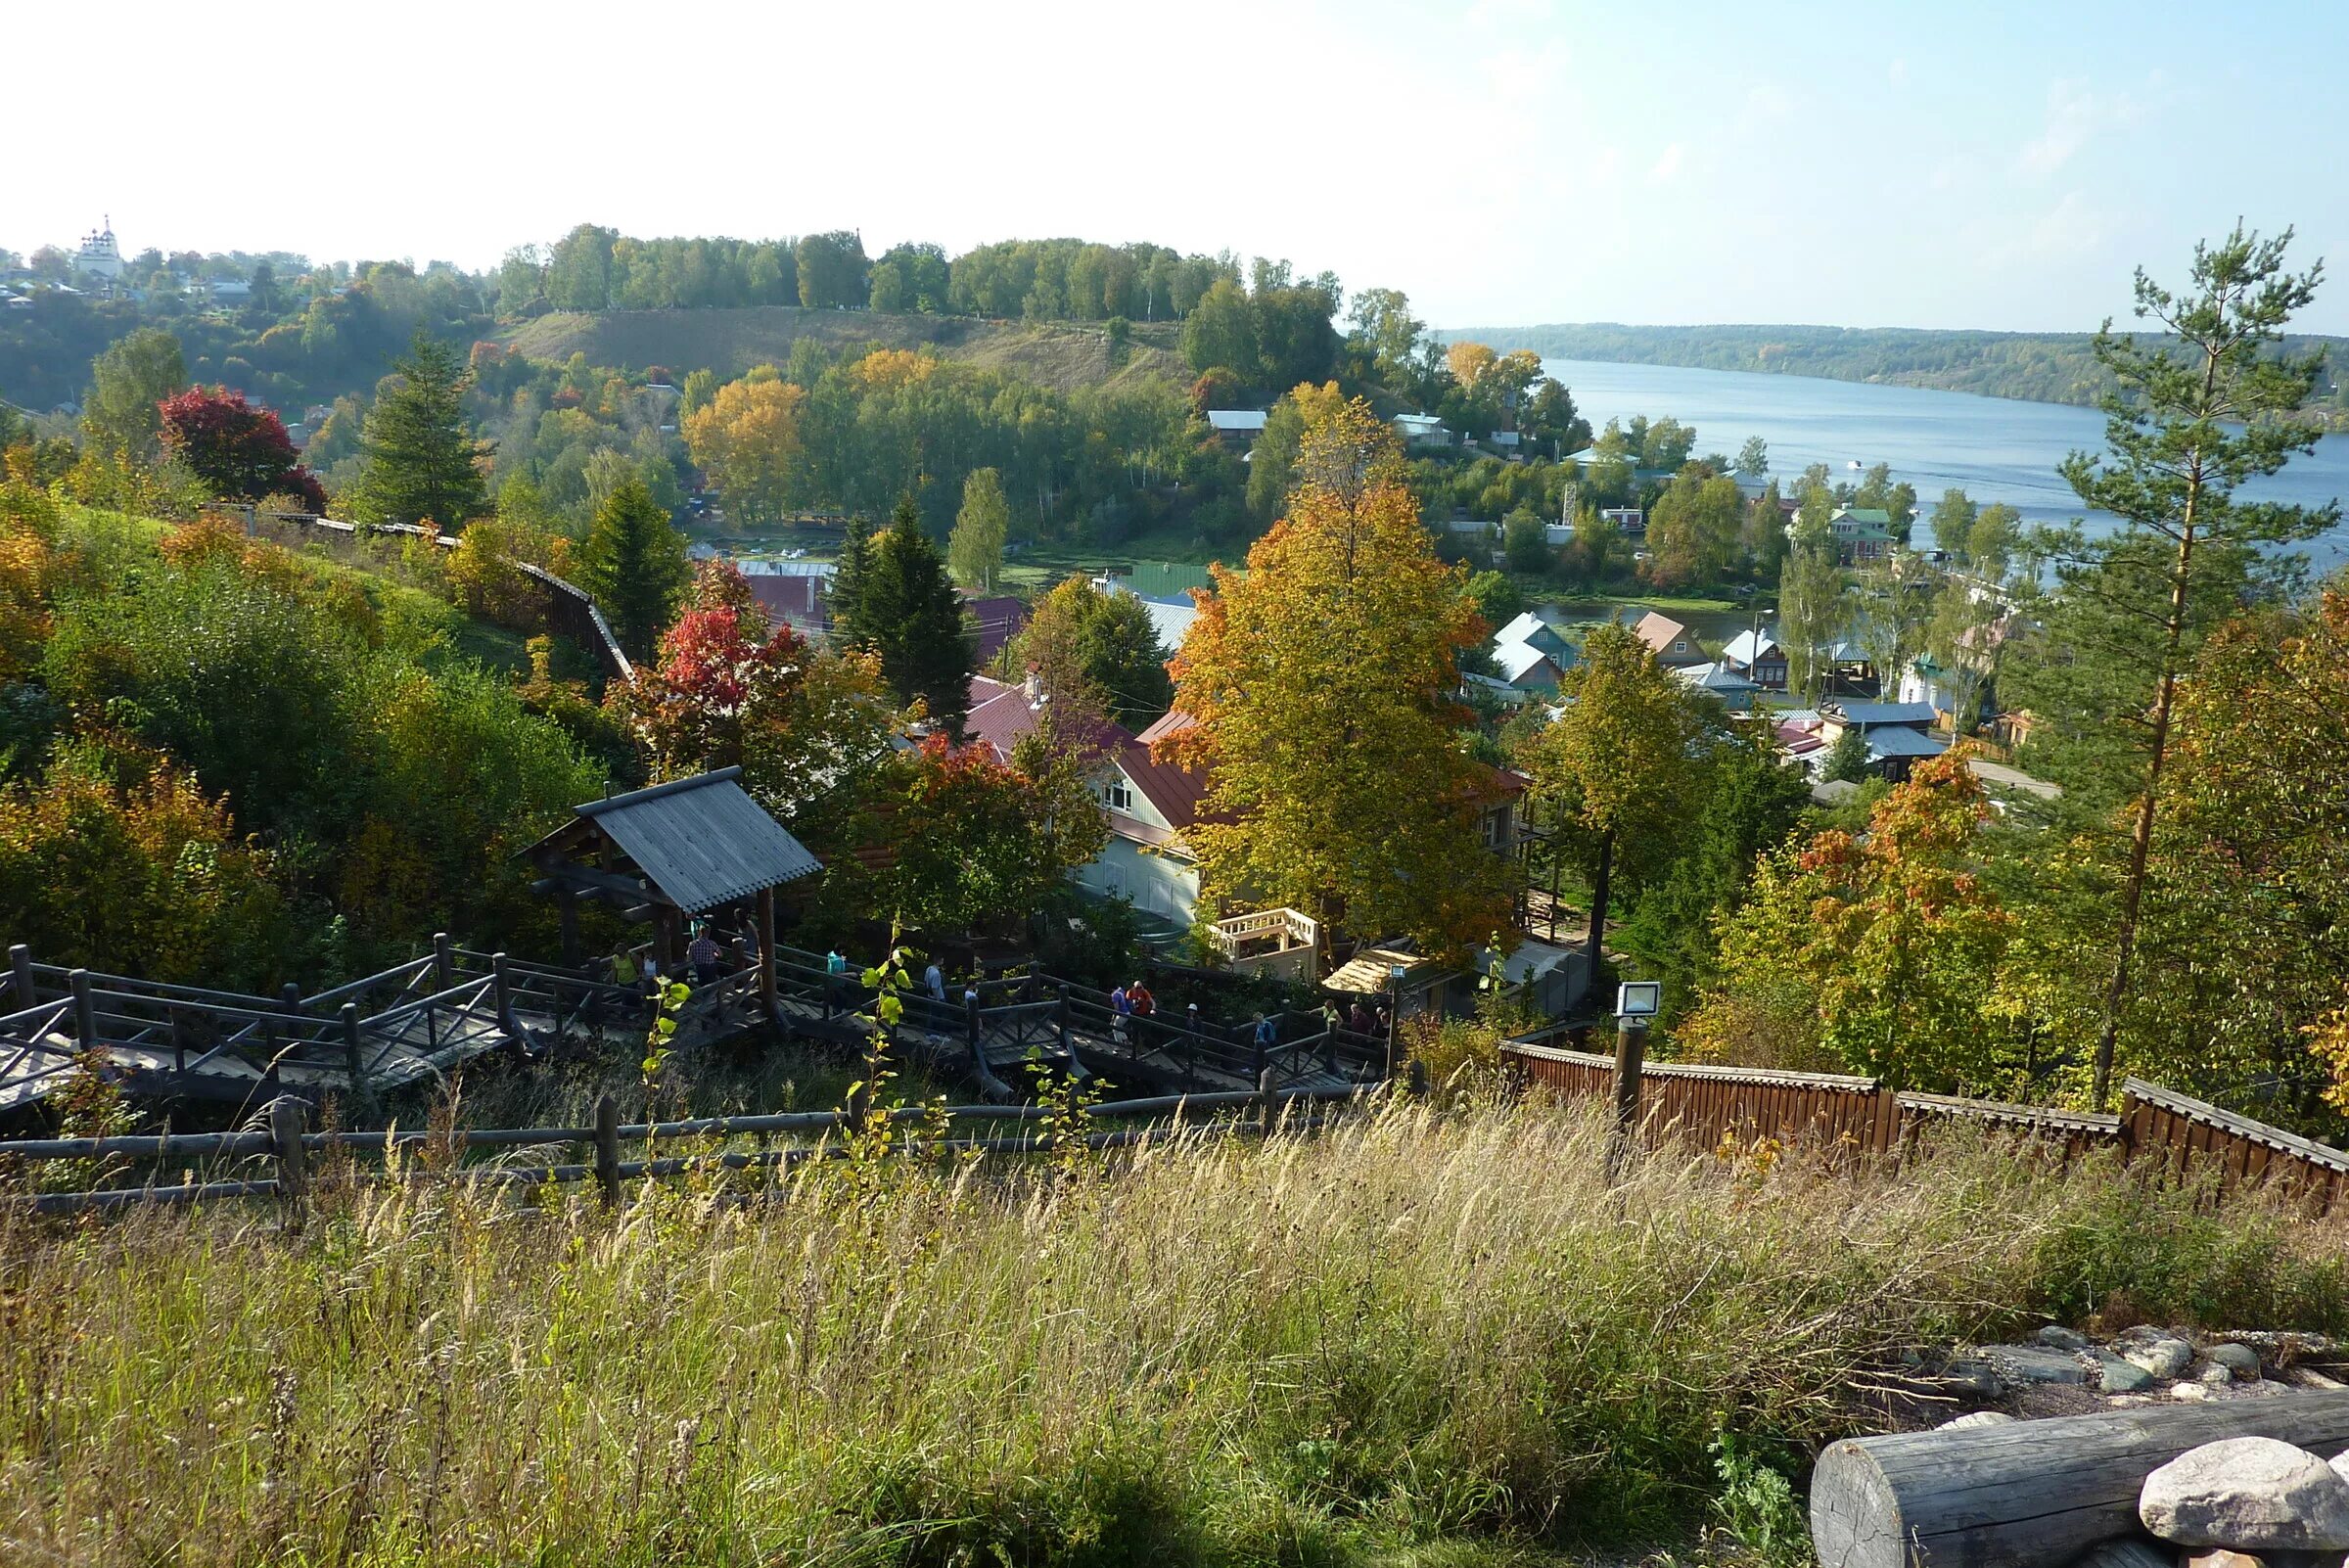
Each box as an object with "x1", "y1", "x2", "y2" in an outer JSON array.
[
  {"x1": 1675, "y1": 661, "x2": 1760, "y2": 713},
  {"x1": 1720, "y1": 627, "x2": 1790, "y2": 689},
  {"x1": 1205, "y1": 408, "x2": 1267, "y2": 451},
  {"x1": 1394, "y1": 412, "x2": 1452, "y2": 448},
  {"x1": 1818, "y1": 699, "x2": 1948, "y2": 781},
  {"x1": 1631, "y1": 610, "x2": 1709, "y2": 669},
  {"x1": 1830, "y1": 507, "x2": 1894, "y2": 563}
]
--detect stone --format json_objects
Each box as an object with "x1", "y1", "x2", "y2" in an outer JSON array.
[
  {"x1": 2172, "y1": 1381, "x2": 2217, "y2": 1403},
  {"x1": 2209, "y1": 1343, "x2": 2264, "y2": 1377},
  {"x1": 2039, "y1": 1324, "x2": 2092, "y2": 1351},
  {"x1": 1983, "y1": 1344, "x2": 2090, "y2": 1385},
  {"x1": 1938, "y1": 1410, "x2": 2016, "y2": 1430},
  {"x1": 2116, "y1": 1329, "x2": 2197, "y2": 1379},
  {"x1": 2335, "y1": 1448, "x2": 2349, "y2": 1488},
  {"x1": 2098, "y1": 1354, "x2": 2158, "y2": 1394},
  {"x1": 2183, "y1": 1550, "x2": 2268, "y2": 1568},
  {"x1": 2139, "y1": 1437, "x2": 2349, "y2": 1549},
  {"x1": 2203, "y1": 1363, "x2": 2240, "y2": 1387},
  {"x1": 1938, "y1": 1358, "x2": 2004, "y2": 1397}
]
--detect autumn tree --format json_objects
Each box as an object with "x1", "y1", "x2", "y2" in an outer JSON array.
[
  {"x1": 158, "y1": 386, "x2": 325, "y2": 508},
  {"x1": 2006, "y1": 226, "x2": 2336, "y2": 1110},
  {"x1": 683, "y1": 376, "x2": 805, "y2": 524},
  {"x1": 352, "y1": 331, "x2": 488, "y2": 528},
  {"x1": 1642, "y1": 468, "x2": 1743, "y2": 588},
  {"x1": 576, "y1": 476, "x2": 691, "y2": 660},
  {"x1": 1680, "y1": 754, "x2": 2017, "y2": 1089},
  {"x1": 947, "y1": 467, "x2": 1010, "y2": 591},
  {"x1": 1163, "y1": 394, "x2": 1512, "y2": 958},
  {"x1": 839, "y1": 497, "x2": 973, "y2": 735},
  {"x1": 613, "y1": 562, "x2": 899, "y2": 825},
  {"x1": 872, "y1": 734, "x2": 1108, "y2": 937},
  {"x1": 1526, "y1": 621, "x2": 1707, "y2": 981}
]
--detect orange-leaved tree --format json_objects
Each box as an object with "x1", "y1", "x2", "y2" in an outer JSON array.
[{"x1": 1161, "y1": 393, "x2": 1512, "y2": 959}]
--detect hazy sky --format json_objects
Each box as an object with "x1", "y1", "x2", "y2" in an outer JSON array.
[{"x1": 13, "y1": 0, "x2": 2348, "y2": 335}]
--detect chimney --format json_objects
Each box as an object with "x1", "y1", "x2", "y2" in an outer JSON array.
[{"x1": 1022, "y1": 668, "x2": 1042, "y2": 705}]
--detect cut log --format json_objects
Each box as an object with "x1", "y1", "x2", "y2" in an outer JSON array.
[{"x1": 1810, "y1": 1388, "x2": 2349, "y2": 1568}]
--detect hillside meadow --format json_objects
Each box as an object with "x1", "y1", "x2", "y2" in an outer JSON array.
[{"x1": 5, "y1": 1094, "x2": 2346, "y2": 1566}]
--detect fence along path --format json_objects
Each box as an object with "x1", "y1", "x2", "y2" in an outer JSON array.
[{"x1": 1503, "y1": 1039, "x2": 2349, "y2": 1213}]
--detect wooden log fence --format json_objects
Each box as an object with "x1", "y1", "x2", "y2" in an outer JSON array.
[
  {"x1": 2, "y1": 1083, "x2": 1378, "y2": 1218},
  {"x1": 1502, "y1": 1041, "x2": 2349, "y2": 1212}
]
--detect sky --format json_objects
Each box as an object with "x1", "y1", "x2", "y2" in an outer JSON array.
[{"x1": 11, "y1": 0, "x2": 2349, "y2": 335}]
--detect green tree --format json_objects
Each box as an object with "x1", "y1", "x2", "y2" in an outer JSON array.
[
  {"x1": 82, "y1": 328, "x2": 187, "y2": 461},
  {"x1": 352, "y1": 332, "x2": 488, "y2": 528},
  {"x1": 1778, "y1": 512, "x2": 1848, "y2": 704},
  {"x1": 842, "y1": 497, "x2": 974, "y2": 735},
  {"x1": 1502, "y1": 505, "x2": 1551, "y2": 576},
  {"x1": 1619, "y1": 725, "x2": 1810, "y2": 1023},
  {"x1": 795, "y1": 231, "x2": 868, "y2": 309},
  {"x1": 1180, "y1": 277, "x2": 1259, "y2": 381},
  {"x1": 1966, "y1": 503, "x2": 2022, "y2": 578},
  {"x1": 1820, "y1": 724, "x2": 1870, "y2": 784},
  {"x1": 576, "y1": 477, "x2": 691, "y2": 660},
  {"x1": 1643, "y1": 469, "x2": 1742, "y2": 588},
  {"x1": 1733, "y1": 436, "x2": 1769, "y2": 482},
  {"x1": 1928, "y1": 488, "x2": 1978, "y2": 557},
  {"x1": 679, "y1": 368, "x2": 717, "y2": 421},
  {"x1": 1527, "y1": 621, "x2": 1706, "y2": 982},
  {"x1": 947, "y1": 467, "x2": 1010, "y2": 591},
  {"x1": 1464, "y1": 569, "x2": 1522, "y2": 635},
  {"x1": 1011, "y1": 575, "x2": 1174, "y2": 727},
  {"x1": 2011, "y1": 226, "x2": 2335, "y2": 1110}
]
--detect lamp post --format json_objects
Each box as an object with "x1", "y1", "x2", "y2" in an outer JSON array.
[
  {"x1": 1384, "y1": 962, "x2": 1408, "y2": 1080},
  {"x1": 1607, "y1": 980, "x2": 1660, "y2": 1179}
]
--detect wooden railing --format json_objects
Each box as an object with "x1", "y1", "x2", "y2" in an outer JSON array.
[
  {"x1": 2, "y1": 1082, "x2": 1378, "y2": 1218},
  {"x1": 1502, "y1": 1040, "x2": 2348, "y2": 1212}
]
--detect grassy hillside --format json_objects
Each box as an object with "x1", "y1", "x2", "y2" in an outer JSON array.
[{"x1": 505, "y1": 306, "x2": 1189, "y2": 395}]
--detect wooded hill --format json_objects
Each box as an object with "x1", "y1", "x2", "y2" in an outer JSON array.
[
  {"x1": 505, "y1": 308, "x2": 1189, "y2": 397},
  {"x1": 1442, "y1": 321, "x2": 2349, "y2": 427}
]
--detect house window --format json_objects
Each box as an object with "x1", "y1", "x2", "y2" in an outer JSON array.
[
  {"x1": 1101, "y1": 776, "x2": 1133, "y2": 813},
  {"x1": 1481, "y1": 805, "x2": 1512, "y2": 852}
]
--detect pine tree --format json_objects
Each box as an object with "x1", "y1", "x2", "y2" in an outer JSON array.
[
  {"x1": 828, "y1": 510, "x2": 874, "y2": 640},
  {"x1": 2005, "y1": 227, "x2": 2336, "y2": 1110},
  {"x1": 577, "y1": 478, "x2": 691, "y2": 660},
  {"x1": 353, "y1": 331, "x2": 489, "y2": 528},
  {"x1": 845, "y1": 496, "x2": 973, "y2": 735}
]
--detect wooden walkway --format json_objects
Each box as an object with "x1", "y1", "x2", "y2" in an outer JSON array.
[{"x1": 1, "y1": 938, "x2": 1394, "y2": 1122}]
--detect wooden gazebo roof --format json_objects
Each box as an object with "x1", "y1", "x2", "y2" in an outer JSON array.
[{"x1": 525, "y1": 767, "x2": 820, "y2": 915}]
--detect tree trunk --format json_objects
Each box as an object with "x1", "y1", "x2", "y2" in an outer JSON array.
[
  {"x1": 2089, "y1": 351, "x2": 2216, "y2": 1113},
  {"x1": 1584, "y1": 824, "x2": 1615, "y2": 986}
]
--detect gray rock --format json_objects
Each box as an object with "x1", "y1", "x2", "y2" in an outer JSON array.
[
  {"x1": 2181, "y1": 1550, "x2": 2268, "y2": 1568},
  {"x1": 2209, "y1": 1343, "x2": 2263, "y2": 1376},
  {"x1": 2334, "y1": 1448, "x2": 2349, "y2": 1488},
  {"x1": 2040, "y1": 1324, "x2": 2092, "y2": 1351},
  {"x1": 2098, "y1": 1354, "x2": 2158, "y2": 1394},
  {"x1": 1939, "y1": 1358, "x2": 2004, "y2": 1397},
  {"x1": 2203, "y1": 1363, "x2": 2240, "y2": 1387},
  {"x1": 1938, "y1": 1410, "x2": 2016, "y2": 1430},
  {"x1": 2117, "y1": 1329, "x2": 2197, "y2": 1379},
  {"x1": 1984, "y1": 1344, "x2": 2090, "y2": 1385},
  {"x1": 2140, "y1": 1437, "x2": 2349, "y2": 1549},
  {"x1": 2172, "y1": 1381, "x2": 2217, "y2": 1403}
]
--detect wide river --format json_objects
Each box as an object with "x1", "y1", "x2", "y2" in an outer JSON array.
[{"x1": 1540, "y1": 357, "x2": 2349, "y2": 569}]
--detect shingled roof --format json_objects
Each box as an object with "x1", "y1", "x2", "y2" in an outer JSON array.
[{"x1": 543, "y1": 767, "x2": 821, "y2": 913}]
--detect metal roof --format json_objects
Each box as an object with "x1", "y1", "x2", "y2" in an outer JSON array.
[
  {"x1": 1827, "y1": 701, "x2": 1939, "y2": 727},
  {"x1": 1206, "y1": 408, "x2": 1268, "y2": 431},
  {"x1": 575, "y1": 767, "x2": 821, "y2": 912},
  {"x1": 1866, "y1": 727, "x2": 1949, "y2": 759}
]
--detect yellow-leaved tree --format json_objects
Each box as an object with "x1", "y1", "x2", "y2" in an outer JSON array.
[
  {"x1": 1161, "y1": 394, "x2": 1513, "y2": 959},
  {"x1": 682, "y1": 377, "x2": 805, "y2": 524}
]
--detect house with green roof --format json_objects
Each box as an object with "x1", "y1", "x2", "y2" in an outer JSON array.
[{"x1": 1830, "y1": 507, "x2": 1893, "y2": 564}]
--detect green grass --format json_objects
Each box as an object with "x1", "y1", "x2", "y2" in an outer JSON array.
[{"x1": 6, "y1": 1095, "x2": 2345, "y2": 1566}]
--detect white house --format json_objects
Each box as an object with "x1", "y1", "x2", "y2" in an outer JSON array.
[
  {"x1": 1395, "y1": 413, "x2": 1451, "y2": 448},
  {"x1": 1070, "y1": 711, "x2": 1210, "y2": 924}
]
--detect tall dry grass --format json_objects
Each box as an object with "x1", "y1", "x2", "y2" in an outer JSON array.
[{"x1": 3, "y1": 1096, "x2": 2344, "y2": 1567}]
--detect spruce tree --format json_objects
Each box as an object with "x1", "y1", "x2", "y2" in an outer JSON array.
[
  {"x1": 353, "y1": 331, "x2": 489, "y2": 528},
  {"x1": 578, "y1": 477, "x2": 691, "y2": 661},
  {"x1": 849, "y1": 496, "x2": 973, "y2": 735},
  {"x1": 827, "y1": 509, "x2": 874, "y2": 640}
]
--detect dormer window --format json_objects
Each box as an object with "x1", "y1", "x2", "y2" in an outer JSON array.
[{"x1": 1101, "y1": 777, "x2": 1133, "y2": 813}]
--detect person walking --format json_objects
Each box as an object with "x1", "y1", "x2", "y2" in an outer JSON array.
[
  {"x1": 687, "y1": 926, "x2": 722, "y2": 986},
  {"x1": 1127, "y1": 977, "x2": 1155, "y2": 1019},
  {"x1": 1109, "y1": 982, "x2": 1132, "y2": 1044}
]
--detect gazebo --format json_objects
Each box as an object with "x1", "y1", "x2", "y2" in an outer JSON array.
[{"x1": 524, "y1": 767, "x2": 821, "y2": 1010}]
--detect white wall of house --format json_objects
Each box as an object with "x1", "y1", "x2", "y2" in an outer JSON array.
[{"x1": 1067, "y1": 754, "x2": 1202, "y2": 923}]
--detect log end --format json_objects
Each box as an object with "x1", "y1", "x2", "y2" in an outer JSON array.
[{"x1": 1813, "y1": 1437, "x2": 1908, "y2": 1568}]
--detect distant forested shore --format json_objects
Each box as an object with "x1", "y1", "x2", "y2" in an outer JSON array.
[{"x1": 1440, "y1": 321, "x2": 2349, "y2": 429}]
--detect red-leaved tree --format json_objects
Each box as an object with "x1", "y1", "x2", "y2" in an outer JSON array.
[{"x1": 158, "y1": 386, "x2": 327, "y2": 510}]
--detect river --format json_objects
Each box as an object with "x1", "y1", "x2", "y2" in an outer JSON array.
[{"x1": 1540, "y1": 357, "x2": 2349, "y2": 569}]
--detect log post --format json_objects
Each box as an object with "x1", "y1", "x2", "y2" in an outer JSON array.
[
  {"x1": 341, "y1": 1003, "x2": 368, "y2": 1113},
  {"x1": 965, "y1": 991, "x2": 986, "y2": 1081},
  {"x1": 1056, "y1": 984, "x2": 1073, "y2": 1059},
  {"x1": 10, "y1": 943, "x2": 33, "y2": 1005},
  {"x1": 592, "y1": 1093, "x2": 622, "y2": 1208},
  {"x1": 69, "y1": 968, "x2": 95, "y2": 1050},
  {"x1": 1810, "y1": 1389, "x2": 2349, "y2": 1568},
  {"x1": 433, "y1": 931, "x2": 454, "y2": 988},
  {"x1": 1605, "y1": 1017, "x2": 1648, "y2": 1181},
  {"x1": 1259, "y1": 1066, "x2": 1277, "y2": 1134},
  {"x1": 490, "y1": 951, "x2": 520, "y2": 1039},
  {"x1": 280, "y1": 981, "x2": 304, "y2": 1015},
  {"x1": 168, "y1": 1006, "x2": 188, "y2": 1075},
  {"x1": 269, "y1": 1095, "x2": 308, "y2": 1218},
  {"x1": 756, "y1": 887, "x2": 779, "y2": 1030}
]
